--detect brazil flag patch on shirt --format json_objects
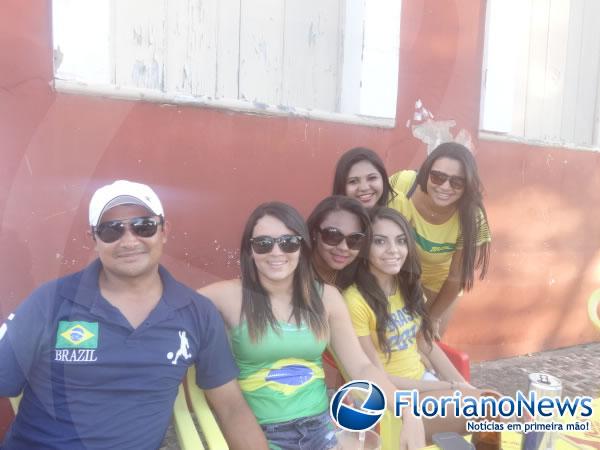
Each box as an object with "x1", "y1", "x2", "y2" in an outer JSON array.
[{"x1": 56, "y1": 321, "x2": 98, "y2": 349}]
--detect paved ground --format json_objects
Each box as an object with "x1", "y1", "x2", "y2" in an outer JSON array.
[
  {"x1": 160, "y1": 341, "x2": 600, "y2": 449},
  {"x1": 470, "y1": 341, "x2": 600, "y2": 399}
]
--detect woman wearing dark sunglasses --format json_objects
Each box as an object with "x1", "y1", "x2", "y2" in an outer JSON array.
[
  {"x1": 306, "y1": 196, "x2": 371, "y2": 289},
  {"x1": 388, "y1": 142, "x2": 491, "y2": 338},
  {"x1": 199, "y1": 202, "x2": 425, "y2": 450}
]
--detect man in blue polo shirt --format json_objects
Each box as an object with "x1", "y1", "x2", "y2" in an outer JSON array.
[{"x1": 0, "y1": 180, "x2": 268, "y2": 449}]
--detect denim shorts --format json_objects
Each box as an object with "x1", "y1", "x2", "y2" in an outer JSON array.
[{"x1": 260, "y1": 410, "x2": 337, "y2": 450}]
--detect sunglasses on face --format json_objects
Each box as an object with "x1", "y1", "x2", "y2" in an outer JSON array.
[
  {"x1": 250, "y1": 235, "x2": 303, "y2": 254},
  {"x1": 318, "y1": 227, "x2": 366, "y2": 250},
  {"x1": 93, "y1": 216, "x2": 163, "y2": 244},
  {"x1": 429, "y1": 170, "x2": 466, "y2": 190}
]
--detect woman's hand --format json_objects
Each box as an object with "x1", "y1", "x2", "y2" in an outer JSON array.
[
  {"x1": 455, "y1": 381, "x2": 476, "y2": 391},
  {"x1": 431, "y1": 317, "x2": 442, "y2": 341},
  {"x1": 399, "y1": 409, "x2": 426, "y2": 450},
  {"x1": 445, "y1": 379, "x2": 476, "y2": 391}
]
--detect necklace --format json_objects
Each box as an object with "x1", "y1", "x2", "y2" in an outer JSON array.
[
  {"x1": 414, "y1": 188, "x2": 455, "y2": 220},
  {"x1": 323, "y1": 269, "x2": 337, "y2": 285},
  {"x1": 315, "y1": 263, "x2": 337, "y2": 285}
]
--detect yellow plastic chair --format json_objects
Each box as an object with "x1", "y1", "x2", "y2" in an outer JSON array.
[
  {"x1": 173, "y1": 383, "x2": 205, "y2": 450},
  {"x1": 588, "y1": 289, "x2": 600, "y2": 331},
  {"x1": 185, "y1": 366, "x2": 229, "y2": 450},
  {"x1": 8, "y1": 375, "x2": 227, "y2": 450}
]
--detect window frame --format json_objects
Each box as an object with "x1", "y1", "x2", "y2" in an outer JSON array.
[
  {"x1": 479, "y1": 0, "x2": 600, "y2": 152},
  {"x1": 52, "y1": 0, "x2": 401, "y2": 129}
]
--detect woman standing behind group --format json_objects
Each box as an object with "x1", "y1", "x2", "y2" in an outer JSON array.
[
  {"x1": 333, "y1": 144, "x2": 491, "y2": 337},
  {"x1": 199, "y1": 202, "x2": 424, "y2": 450},
  {"x1": 332, "y1": 147, "x2": 395, "y2": 210}
]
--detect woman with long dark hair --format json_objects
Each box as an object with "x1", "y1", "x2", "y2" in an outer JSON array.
[
  {"x1": 333, "y1": 143, "x2": 491, "y2": 337},
  {"x1": 344, "y1": 207, "x2": 480, "y2": 443},
  {"x1": 332, "y1": 147, "x2": 396, "y2": 209},
  {"x1": 306, "y1": 195, "x2": 371, "y2": 289},
  {"x1": 387, "y1": 143, "x2": 491, "y2": 337},
  {"x1": 199, "y1": 202, "x2": 424, "y2": 450}
]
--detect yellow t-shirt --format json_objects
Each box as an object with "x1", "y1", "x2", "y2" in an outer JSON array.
[
  {"x1": 388, "y1": 170, "x2": 491, "y2": 292},
  {"x1": 343, "y1": 284, "x2": 425, "y2": 380}
]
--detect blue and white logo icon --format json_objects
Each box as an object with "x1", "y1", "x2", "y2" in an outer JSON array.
[{"x1": 330, "y1": 380, "x2": 386, "y2": 431}]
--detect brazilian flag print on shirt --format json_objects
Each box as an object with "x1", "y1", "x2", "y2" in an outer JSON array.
[
  {"x1": 230, "y1": 321, "x2": 328, "y2": 424},
  {"x1": 56, "y1": 321, "x2": 99, "y2": 349}
]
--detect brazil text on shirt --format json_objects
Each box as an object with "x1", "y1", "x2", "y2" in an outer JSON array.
[
  {"x1": 54, "y1": 320, "x2": 99, "y2": 363},
  {"x1": 55, "y1": 349, "x2": 98, "y2": 362},
  {"x1": 386, "y1": 308, "x2": 418, "y2": 351}
]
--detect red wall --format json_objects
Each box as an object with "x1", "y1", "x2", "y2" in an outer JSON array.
[{"x1": 1, "y1": 0, "x2": 599, "y2": 369}]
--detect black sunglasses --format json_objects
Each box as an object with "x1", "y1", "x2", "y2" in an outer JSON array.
[
  {"x1": 429, "y1": 170, "x2": 466, "y2": 190},
  {"x1": 93, "y1": 216, "x2": 163, "y2": 244},
  {"x1": 250, "y1": 235, "x2": 303, "y2": 254},
  {"x1": 318, "y1": 227, "x2": 366, "y2": 250}
]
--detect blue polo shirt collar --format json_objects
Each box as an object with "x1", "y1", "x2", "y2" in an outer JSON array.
[{"x1": 59, "y1": 259, "x2": 195, "y2": 315}]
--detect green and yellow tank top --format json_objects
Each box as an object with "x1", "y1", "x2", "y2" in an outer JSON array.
[
  {"x1": 230, "y1": 321, "x2": 328, "y2": 424},
  {"x1": 389, "y1": 170, "x2": 491, "y2": 292}
]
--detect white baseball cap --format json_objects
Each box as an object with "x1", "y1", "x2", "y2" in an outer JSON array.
[{"x1": 89, "y1": 180, "x2": 164, "y2": 227}]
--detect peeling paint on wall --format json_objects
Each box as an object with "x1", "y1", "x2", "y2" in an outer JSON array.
[
  {"x1": 53, "y1": 46, "x2": 64, "y2": 71},
  {"x1": 407, "y1": 99, "x2": 473, "y2": 154},
  {"x1": 308, "y1": 22, "x2": 318, "y2": 47},
  {"x1": 132, "y1": 58, "x2": 162, "y2": 89},
  {"x1": 52, "y1": 0, "x2": 400, "y2": 122}
]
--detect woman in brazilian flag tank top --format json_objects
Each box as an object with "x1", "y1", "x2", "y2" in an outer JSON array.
[
  {"x1": 333, "y1": 143, "x2": 491, "y2": 338},
  {"x1": 199, "y1": 202, "x2": 425, "y2": 450}
]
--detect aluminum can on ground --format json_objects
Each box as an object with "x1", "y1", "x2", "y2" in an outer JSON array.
[{"x1": 521, "y1": 373, "x2": 562, "y2": 450}]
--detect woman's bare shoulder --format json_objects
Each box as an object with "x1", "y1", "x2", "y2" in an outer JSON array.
[
  {"x1": 197, "y1": 279, "x2": 242, "y2": 304},
  {"x1": 321, "y1": 283, "x2": 346, "y2": 315},
  {"x1": 197, "y1": 279, "x2": 242, "y2": 326}
]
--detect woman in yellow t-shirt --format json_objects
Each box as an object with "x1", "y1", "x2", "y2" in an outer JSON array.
[
  {"x1": 344, "y1": 206, "x2": 481, "y2": 443},
  {"x1": 333, "y1": 143, "x2": 491, "y2": 338},
  {"x1": 387, "y1": 143, "x2": 491, "y2": 337}
]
